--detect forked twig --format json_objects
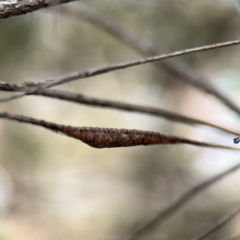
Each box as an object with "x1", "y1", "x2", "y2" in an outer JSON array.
[
  {"x1": 0, "y1": 81, "x2": 240, "y2": 136},
  {"x1": 0, "y1": 111, "x2": 238, "y2": 150},
  {"x1": 189, "y1": 203, "x2": 240, "y2": 240},
  {"x1": 125, "y1": 163, "x2": 240, "y2": 240}
]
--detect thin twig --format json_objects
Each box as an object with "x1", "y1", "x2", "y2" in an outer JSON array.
[
  {"x1": 35, "y1": 90, "x2": 240, "y2": 136},
  {"x1": 0, "y1": 0, "x2": 76, "y2": 19},
  {"x1": 125, "y1": 163, "x2": 240, "y2": 240},
  {"x1": 0, "y1": 111, "x2": 239, "y2": 150},
  {"x1": 62, "y1": 3, "x2": 240, "y2": 117},
  {"x1": 0, "y1": 81, "x2": 239, "y2": 136},
  {"x1": 1, "y1": 39, "x2": 240, "y2": 103},
  {"x1": 189, "y1": 203, "x2": 240, "y2": 240}
]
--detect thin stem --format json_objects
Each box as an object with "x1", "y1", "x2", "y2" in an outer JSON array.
[
  {"x1": 125, "y1": 163, "x2": 240, "y2": 240},
  {"x1": 61, "y1": 3, "x2": 240, "y2": 117},
  {"x1": 0, "y1": 81, "x2": 239, "y2": 136},
  {"x1": 36, "y1": 89, "x2": 240, "y2": 136},
  {"x1": 189, "y1": 203, "x2": 240, "y2": 240},
  {"x1": 0, "y1": 39, "x2": 240, "y2": 103}
]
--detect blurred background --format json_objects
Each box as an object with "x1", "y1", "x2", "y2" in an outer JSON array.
[{"x1": 1, "y1": 0, "x2": 240, "y2": 239}]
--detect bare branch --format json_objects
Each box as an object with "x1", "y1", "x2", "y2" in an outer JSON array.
[
  {"x1": 0, "y1": 0, "x2": 76, "y2": 19},
  {"x1": 0, "y1": 80, "x2": 46, "y2": 91},
  {"x1": 125, "y1": 163, "x2": 240, "y2": 240},
  {"x1": 1, "y1": 38, "x2": 240, "y2": 104},
  {"x1": 189, "y1": 203, "x2": 240, "y2": 240},
  {"x1": 1, "y1": 80, "x2": 240, "y2": 136},
  {"x1": 36, "y1": 90, "x2": 240, "y2": 137},
  {"x1": 0, "y1": 111, "x2": 239, "y2": 150},
  {"x1": 61, "y1": 3, "x2": 240, "y2": 117}
]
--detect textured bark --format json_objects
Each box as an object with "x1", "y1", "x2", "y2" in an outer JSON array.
[
  {"x1": 0, "y1": 112, "x2": 238, "y2": 151},
  {"x1": 0, "y1": 0, "x2": 73, "y2": 19}
]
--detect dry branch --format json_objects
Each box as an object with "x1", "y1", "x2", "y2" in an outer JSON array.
[
  {"x1": 62, "y1": 3, "x2": 240, "y2": 117},
  {"x1": 0, "y1": 0, "x2": 76, "y2": 19},
  {"x1": 125, "y1": 163, "x2": 240, "y2": 240},
  {"x1": 0, "y1": 81, "x2": 240, "y2": 136},
  {"x1": 0, "y1": 111, "x2": 238, "y2": 150},
  {"x1": 189, "y1": 203, "x2": 240, "y2": 240},
  {"x1": 1, "y1": 38, "x2": 240, "y2": 104}
]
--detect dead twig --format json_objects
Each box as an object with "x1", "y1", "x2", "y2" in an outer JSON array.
[
  {"x1": 61, "y1": 3, "x2": 240, "y2": 117},
  {"x1": 0, "y1": 81, "x2": 239, "y2": 136},
  {"x1": 189, "y1": 203, "x2": 240, "y2": 240},
  {"x1": 0, "y1": 111, "x2": 238, "y2": 150},
  {"x1": 1, "y1": 38, "x2": 240, "y2": 104},
  {"x1": 0, "y1": 0, "x2": 76, "y2": 19},
  {"x1": 125, "y1": 164, "x2": 240, "y2": 240}
]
